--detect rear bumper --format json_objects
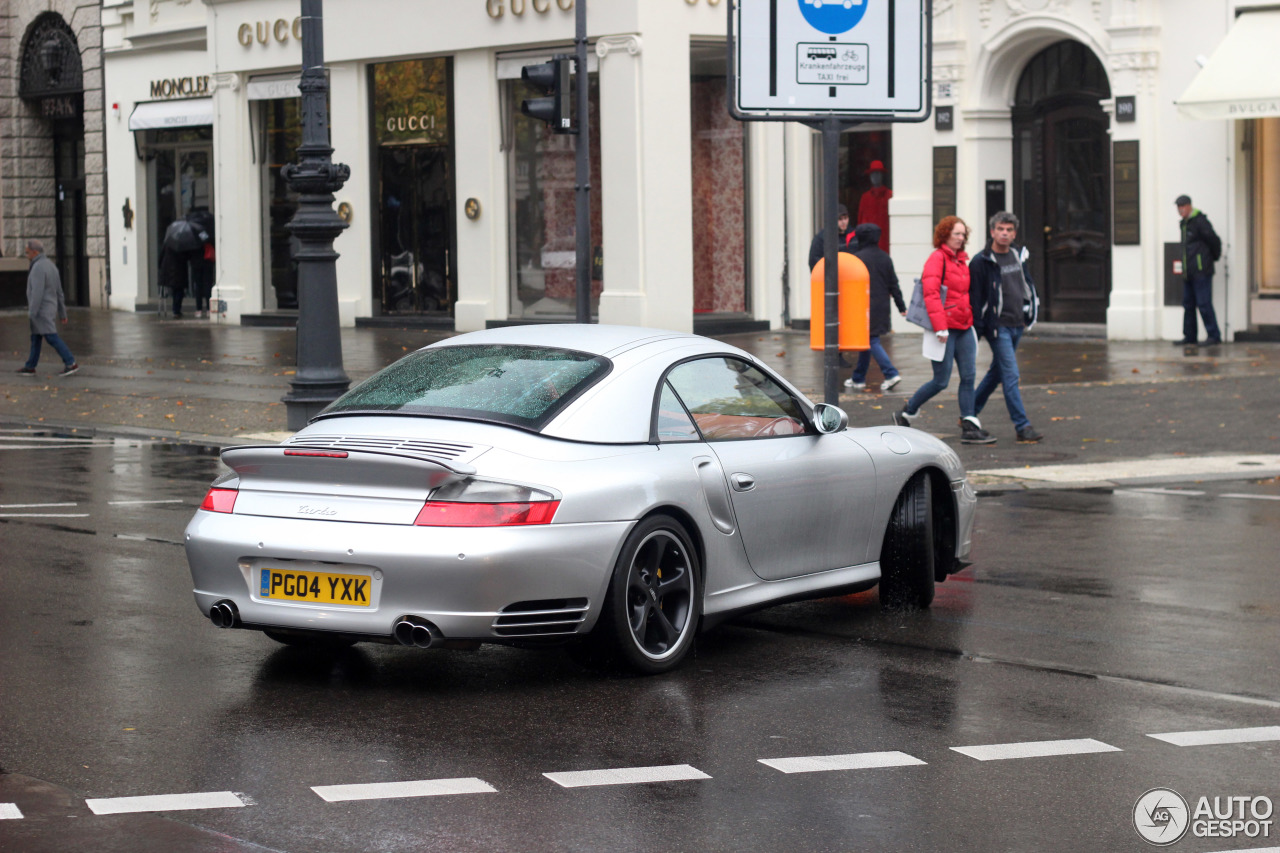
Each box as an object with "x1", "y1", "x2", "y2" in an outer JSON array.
[{"x1": 185, "y1": 512, "x2": 632, "y2": 640}]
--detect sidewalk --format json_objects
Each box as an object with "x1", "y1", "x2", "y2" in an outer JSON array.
[{"x1": 5, "y1": 308, "x2": 1280, "y2": 486}]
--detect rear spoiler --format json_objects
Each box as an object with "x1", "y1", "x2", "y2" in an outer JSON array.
[{"x1": 220, "y1": 445, "x2": 473, "y2": 492}]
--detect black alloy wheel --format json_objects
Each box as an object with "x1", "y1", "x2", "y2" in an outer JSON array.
[{"x1": 601, "y1": 515, "x2": 701, "y2": 674}]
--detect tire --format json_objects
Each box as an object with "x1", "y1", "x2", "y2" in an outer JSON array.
[
  {"x1": 879, "y1": 472, "x2": 936, "y2": 610},
  {"x1": 263, "y1": 629, "x2": 358, "y2": 650},
  {"x1": 593, "y1": 515, "x2": 701, "y2": 675}
]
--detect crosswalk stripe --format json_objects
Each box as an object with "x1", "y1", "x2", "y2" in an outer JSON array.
[
  {"x1": 1199, "y1": 848, "x2": 1280, "y2": 853},
  {"x1": 544, "y1": 764, "x2": 711, "y2": 788},
  {"x1": 85, "y1": 791, "x2": 245, "y2": 815},
  {"x1": 1147, "y1": 726, "x2": 1280, "y2": 746},
  {"x1": 0, "y1": 502, "x2": 77, "y2": 508},
  {"x1": 1119, "y1": 488, "x2": 1206, "y2": 496},
  {"x1": 0, "y1": 803, "x2": 22, "y2": 820},
  {"x1": 951, "y1": 738, "x2": 1121, "y2": 761},
  {"x1": 759, "y1": 751, "x2": 926, "y2": 774},
  {"x1": 1220, "y1": 493, "x2": 1280, "y2": 501},
  {"x1": 107, "y1": 499, "x2": 185, "y2": 505},
  {"x1": 311, "y1": 778, "x2": 497, "y2": 802},
  {"x1": 0, "y1": 513, "x2": 90, "y2": 518}
]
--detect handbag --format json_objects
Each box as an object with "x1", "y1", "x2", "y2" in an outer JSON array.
[{"x1": 905, "y1": 257, "x2": 946, "y2": 329}]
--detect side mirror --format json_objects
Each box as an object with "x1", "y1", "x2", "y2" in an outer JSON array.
[{"x1": 812, "y1": 403, "x2": 848, "y2": 434}]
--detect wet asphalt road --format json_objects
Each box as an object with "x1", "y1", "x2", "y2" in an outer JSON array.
[{"x1": 1, "y1": 435, "x2": 1279, "y2": 852}]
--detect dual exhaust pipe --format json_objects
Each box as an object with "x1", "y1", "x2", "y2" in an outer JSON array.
[
  {"x1": 209, "y1": 600, "x2": 239, "y2": 629},
  {"x1": 393, "y1": 615, "x2": 443, "y2": 649}
]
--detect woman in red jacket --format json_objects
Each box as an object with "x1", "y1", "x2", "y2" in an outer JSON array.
[{"x1": 892, "y1": 216, "x2": 995, "y2": 444}]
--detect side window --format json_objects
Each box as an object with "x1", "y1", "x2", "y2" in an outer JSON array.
[
  {"x1": 655, "y1": 381, "x2": 700, "y2": 442},
  {"x1": 666, "y1": 357, "x2": 807, "y2": 441}
]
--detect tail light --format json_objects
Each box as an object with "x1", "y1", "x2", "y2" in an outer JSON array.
[
  {"x1": 200, "y1": 487, "x2": 238, "y2": 513},
  {"x1": 413, "y1": 479, "x2": 559, "y2": 527}
]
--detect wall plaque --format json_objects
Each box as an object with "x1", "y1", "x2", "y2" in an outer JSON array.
[
  {"x1": 1113, "y1": 141, "x2": 1140, "y2": 245},
  {"x1": 932, "y1": 146, "x2": 957, "y2": 227}
]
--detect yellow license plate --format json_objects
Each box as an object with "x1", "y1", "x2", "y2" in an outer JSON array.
[{"x1": 258, "y1": 568, "x2": 371, "y2": 606}]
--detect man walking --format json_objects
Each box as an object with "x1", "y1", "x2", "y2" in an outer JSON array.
[
  {"x1": 15, "y1": 239, "x2": 78, "y2": 376},
  {"x1": 1175, "y1": 194, "x2": 1223, "y2": 346},
  {"x1": 969, "y1": 212, "x2": 1042, "y2": 443},
  {"x1": 845, "y1": 222, "x2": 906, "y2": 391}
]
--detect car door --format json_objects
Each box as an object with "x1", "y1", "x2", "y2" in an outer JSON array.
[{"x1": 665, "y1": 356, "x2": 877, "y2": 580}]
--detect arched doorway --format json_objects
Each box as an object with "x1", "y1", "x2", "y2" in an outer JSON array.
[
  {"x1": 1012, "y1": 40, "x2": 1111, "y2": 323},
  {"x1": 18, "y1": 13, "x2": 88, "y2": 307}
]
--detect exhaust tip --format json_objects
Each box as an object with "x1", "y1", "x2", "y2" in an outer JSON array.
[
  {"x1": 393, "y1": 615, "x2": 442, "y2": 649},
  {"x1": 209, "y1": 600, "x2": 239, "y2": 629}
]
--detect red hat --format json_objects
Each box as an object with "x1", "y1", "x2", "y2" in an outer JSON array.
[{"x1": 866, "y1": 160, "x2": 886, "y2": 174}]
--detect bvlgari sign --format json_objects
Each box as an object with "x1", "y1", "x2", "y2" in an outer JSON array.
[{"x1": 150, "y1": 76, "x2": 212, "y2": 99}]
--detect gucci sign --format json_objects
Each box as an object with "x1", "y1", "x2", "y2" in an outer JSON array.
[
  {"x1": 486, "y1": 0, "x2": 574, "y2": 17},
  {"x1": 238, "y1": 18, "x2": 303, "y2": 47}
]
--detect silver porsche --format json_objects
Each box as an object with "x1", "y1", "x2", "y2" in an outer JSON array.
[{"x1": 185, "y1": 325, "x2": 976, "y2": 674}]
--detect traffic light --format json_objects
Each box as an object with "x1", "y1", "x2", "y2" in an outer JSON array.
[{"x1": 520, "y1": 57, "x2": 573, "y2": 133}]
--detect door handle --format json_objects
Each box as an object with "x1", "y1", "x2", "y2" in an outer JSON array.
[{"x1": 731, "y1": 473, "x2": 756, "y2": 492}]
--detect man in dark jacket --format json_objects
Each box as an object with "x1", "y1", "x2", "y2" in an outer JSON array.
[
  {"x1": 969, "y1": 212, "x2": 1042, "y2": 443},
  {"x1": 1175, "y1": 195, "x2": 1223, "y2": 346},
  {"x1": 844, "y1": 223, "x2": 906, "y2": 391},
  {"x1": 808, "y1": 204, "x2": 849, "y2": 270},
  {"x1": 15, "y1": 239, "x2": 78, "y2": 376}
]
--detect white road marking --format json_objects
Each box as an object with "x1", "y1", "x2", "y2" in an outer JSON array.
[
  {"x1": 0, "y1": 803, "x2": 22, "y2": 819},
  {"x1": 544, "y1": 764, "x2": 711, "y2": 788},
  {"x1": 311, "y1": 778, "x2": 497, "y2": 802},
  {"x1": 972, "y1": 454, "x2": 1280, "y2": 484},
  {"x1": 759, "y1": 751, "x2": 926, "y2": 774},
  {"x1": 0, "y1": 502, "x2": 77, "y2": 508},
  {"x1": 107, "y1": 499, "x2": 185, "y2": 506},
  {"x1": 1199, "y1": 848, "x2": 1280, "y2": 853},
  {"x1": 1118, "y1": 487, "x2": 1206, "y2": 496},
  {"x1": 951, "y1": 738, "x2": 1122, "y2": 761},
  {"x1": 85, "y1": 791, "x2": 245, "y2": 815},
  {"x1": 0, "y1": 513, "x2": 90, "y2": 519},
  {"x1": 1147, "y1": 726, "x2": 1280, "y2": 747},
  {"x1": 1220, "y1": 493, "x2": 1280, "y2": 501}
]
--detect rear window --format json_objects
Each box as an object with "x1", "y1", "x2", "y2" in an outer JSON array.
[{"x1": 319, "y1": 344, "x2": 611, "y2": 430}]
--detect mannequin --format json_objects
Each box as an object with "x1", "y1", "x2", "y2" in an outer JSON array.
[{"x1": 857, "y1": 160, "x2": 892, "y2": 252}]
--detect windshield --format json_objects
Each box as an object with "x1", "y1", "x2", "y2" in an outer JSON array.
[{"x1": 320, "y1": 344, "x2": 611, "y2": 430}]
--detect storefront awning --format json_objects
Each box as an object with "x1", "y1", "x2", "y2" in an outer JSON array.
[
  {"x1": 1176, "y1": 8, "x2": 1280, "y2": 121},
  {"x1": 128, "y1": 98, "x2": 214, "y2": 131}
]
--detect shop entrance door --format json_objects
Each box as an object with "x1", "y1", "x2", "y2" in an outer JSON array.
[
  {"x1": 376, "y1": 145, "x2": 454, "y2": 315},
  {"x1": 1012, "y1": 41, "x2": 1111, "y2": 323},
  {"x1": 146, "y1": 128, "x2": 214, "y2": 302},
  {"x1": 53, "y1": 119, "x2": 88, "y2": 306}
]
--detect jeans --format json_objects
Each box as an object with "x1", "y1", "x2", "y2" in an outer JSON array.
[
  {"x1": 1182, "y1": 273, "x2": 1221, "y2": 342},
  {"x1": 25, "y1": 333, "x2": 75, "y2": 369},
  {"x1": 975, "y1": 326, "x2": 1030, "y2": 431},
  {"x1": 904, "y1": 327, "x2": 976, "y2": 419},
  {"x1": 851, "y1": 336, "x2": 899, "y2": 383}
]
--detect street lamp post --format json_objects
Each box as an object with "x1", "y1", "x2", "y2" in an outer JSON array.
[{"x1": 281, "y1": 0, "x2": 351, "y2": 431}]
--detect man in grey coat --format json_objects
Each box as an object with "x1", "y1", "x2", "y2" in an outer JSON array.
[{"x1": 15, "y1": 239, "x2": 78, "y2": 376}]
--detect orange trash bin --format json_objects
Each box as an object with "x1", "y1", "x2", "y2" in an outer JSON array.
[{"x1": 810, "y1": 253, "x2": 870, "y2": 351}]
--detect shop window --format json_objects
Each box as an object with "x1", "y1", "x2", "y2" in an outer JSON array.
[
  {"x1": 504, "y1": 72, "x2": 602, "y2": 319},
  {"x1": 812, "y1": 128, "x2": 893, "y2": 251},
  {"x1": 1253, "y1": 118, "x2": 1280, "y2": 294},
  {"x1": 691, "y1": 70, "x2": 748, "y2": 314},
  {"x1": 371, "y1": 58, "x2": 455, "y2": 315}
]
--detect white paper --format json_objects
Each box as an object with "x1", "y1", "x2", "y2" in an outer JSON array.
[{"x1": 922, "y1": 332, "x2": 947, "y2": 362}]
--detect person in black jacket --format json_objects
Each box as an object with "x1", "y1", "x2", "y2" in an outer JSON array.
[
  {"x1": 844, "y1": 223, "x2": 906, "y2": 391},
  {"x1": 808, "y1": 204, "x2": 849, "y2": 271},
  {"x1": 1175, "y1": 195, "x2": 1223, "y2": 346},
  {"x1": 969, "y1": 212, "x2": 1042, "y2": 443}
]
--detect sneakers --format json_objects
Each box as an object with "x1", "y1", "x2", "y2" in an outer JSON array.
[
  {"x1": 15, "y1": 366, "x2": 36, "y2": 375},
  {"x1": 1172, "y1": 339, "x2": 1195, "y2": 346},
  {"x1": 1201, "y1": 337, "x2": 1222, "y2": 346},
  {"x1": 881, "y1": 375, "x2": 902, "y2": 392},
  {"x1": 843, "y1": 378, "x2": 866, "y2": 390},
  {"x1": 59, "y1": 363, "x2": 79, "y2": 376},
  {"x1": 892, "y1": 409, "x2": 916, "y2": 427},
  {"x1": 960, "y1": 416, "x2": 997, "y2": 445},
  {"x1": 1016, "y1": 426, "x2": 1044, "y2": 443}
]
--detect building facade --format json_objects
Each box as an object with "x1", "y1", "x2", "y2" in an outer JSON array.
[
  {"x1": 0, "y1": 0, "x2": 106, "y2": 309},
  {"x1": 100, "y1": 0, "x2": 1279, "y2": 341}
]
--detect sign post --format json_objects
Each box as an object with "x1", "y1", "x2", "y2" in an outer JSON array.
[{"x1": 729, "y1": 0, "x2": 931, "y2": 404}]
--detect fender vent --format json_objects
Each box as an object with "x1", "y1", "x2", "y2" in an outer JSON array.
[{"x1": 492, "y1": 598, "x2": 589, "y2": 637}]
